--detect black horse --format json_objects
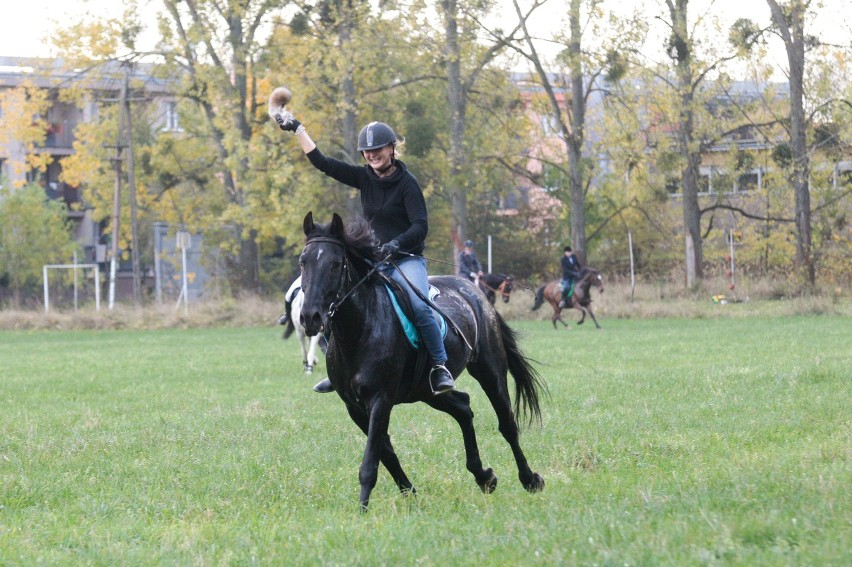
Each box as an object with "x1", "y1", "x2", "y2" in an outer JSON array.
[
  {"x1": 298, "y1": 212, "x2": 546, "y2": 511},
  {"x1": 531, "y1": 267, "x2": 604, "y2": 329},
  {"x1": 477, "y1": 273, "x2": 514, "y2": 306}
]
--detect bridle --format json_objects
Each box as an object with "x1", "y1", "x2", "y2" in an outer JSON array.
[{"x1": 303, "y1": 236, "x2": 381, "y2": 320}]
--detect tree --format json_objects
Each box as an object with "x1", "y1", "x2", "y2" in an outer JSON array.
[
  {"x1": 0, "y1": 84, "x2": 53, "y2": 187},
  {"x1": 509, "y1": 0, "x2": 594, "y2": 260},
  {"x1": 436, "y1": 0, "x2": 520, "y2": 257},
  {"x1": 0, "y1": 184, "x2": 79, "y2": 307},
  {"x1": 731, "y1": 0, "x2": 852, "y2": 286},
  {"x1": 156, "y1": 0, "x2": 294, "y2": 292}
]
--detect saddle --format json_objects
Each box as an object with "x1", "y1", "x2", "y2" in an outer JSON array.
[{"x1": 383, "y1": 283, "x2": 448, "y2": 350}]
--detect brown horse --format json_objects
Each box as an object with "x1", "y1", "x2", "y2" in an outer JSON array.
[
  {"x1": 531, "y1": 267, "x2": 604, "y2": 329},
  {"x1": 477, "y1": 273, "x2": 514, "y2": 306}
]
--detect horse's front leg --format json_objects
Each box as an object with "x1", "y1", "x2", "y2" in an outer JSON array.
[
  {"x1": 576, "y1": 306, "x2": 587, "y2": 325},
  {"x1": 345, "y1": 402, "x2": 414, "y2": 499},
  {"x1": 359, "y1": 395, "x2": 394, "y2": 511},
  {"x1": 587, "y1": 305, "x2": 602, "y2": 329},
  {"x1": 298, "y1": 335, "x2": 310, "y2": 373},
  {"x1": 307, "y1": 335, "x2": 321, "y2": 369},
  {"x1": 552, "y1": 306, "x2": 568, "y2": 329}
]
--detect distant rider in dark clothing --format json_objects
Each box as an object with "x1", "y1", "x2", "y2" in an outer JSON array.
[
  {"x1": 458, "y1": 240, "x2": 484, "y2": 283},
  {"x1": 559, "y1": 246, "x2": 580, "y2": 308}
]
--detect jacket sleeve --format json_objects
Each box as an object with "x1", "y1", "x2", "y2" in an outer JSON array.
[
  {"x1": 306, "y1": 147, "x2": 364, "y2": 189},
  {"x1": 393, "y1": 178, "x2": 428, "y2": 252}
]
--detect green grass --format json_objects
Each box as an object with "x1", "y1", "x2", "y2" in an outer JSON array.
[{"x1": 0, "y1": 317, "x2": 849, "y2": 565}]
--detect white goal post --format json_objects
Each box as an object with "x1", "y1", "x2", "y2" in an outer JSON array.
[{"x1": 43, "y1": 264, "x2": 101, "y2": 313}]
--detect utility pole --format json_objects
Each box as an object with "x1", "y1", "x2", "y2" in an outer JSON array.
[
  {"x1": 104, "y1": 61, "x2": 145, "y2": 308},
  {"x1": 107, "y1": 76, "x2": 126, "y2": 310},
  {"x1": 124, "y1": 63, "x2": 142, "y2": 306}
]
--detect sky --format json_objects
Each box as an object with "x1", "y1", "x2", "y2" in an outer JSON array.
[{"x1": 1, "y1": 0, "x2": 849, "y2": 70}]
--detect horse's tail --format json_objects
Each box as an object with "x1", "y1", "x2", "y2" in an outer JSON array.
[
  {"x1": 282, "y1": 320, "x2": 296, "y2": 340},
  {"x1": 497, "y1": 312, "x2": 546, "y2": 426},
  {"x1": 530, "y1": 284, "x2": 546, "y2": 311}
]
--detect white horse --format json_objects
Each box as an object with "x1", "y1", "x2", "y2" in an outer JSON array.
[{"x1": 289, "y1": 289, "x2": 325, "y2": 374}]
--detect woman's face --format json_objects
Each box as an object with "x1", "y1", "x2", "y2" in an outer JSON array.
[{"x1": 362, "y1": 144, "x2": 394, "y2": 172}]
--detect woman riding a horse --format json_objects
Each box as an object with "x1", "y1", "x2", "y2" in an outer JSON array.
[
  {"x1": 296, "y1": 212, "x2": 546, "y2": 510},
  {"x1": 275, "y1": 112, "x2": 454, "y2": 395}
]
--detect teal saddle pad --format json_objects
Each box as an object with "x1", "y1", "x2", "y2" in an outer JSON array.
[{"x1": 383, "y1": 284, "x2": 448, "y2": 350}]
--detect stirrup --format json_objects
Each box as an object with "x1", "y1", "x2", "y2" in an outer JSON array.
[
  {"x1": 313, "y1": 378, "x2": 334, "y2": 393},
  {"x1": 429, "y1": 364, "x2": 455, "y2": 395}
]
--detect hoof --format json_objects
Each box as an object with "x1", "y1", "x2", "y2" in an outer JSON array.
[
  {"x1": 477, "y1": 468, "x2": 498, "y2": 494},
  {"x1": 524, "y1": 472, "x2": 545, "y2": 493}
]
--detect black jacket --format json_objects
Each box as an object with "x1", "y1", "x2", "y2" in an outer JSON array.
[
  {"x1": 307, "y1": 148, "x2": 427, "y2": 255},
  {"x1": 458, "y1": 251, "x2": 482, "y2": 277},
  {"x1": 561, "y1": 253, "x2": 580, "y2": 280}
]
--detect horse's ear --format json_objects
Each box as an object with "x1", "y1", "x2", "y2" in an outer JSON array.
[
  {"x1": 330, "y1": 213, "x2": 344, "y2": 239},
  {"x1": 303, "y1": 211, "x2": 315, "y2": 236}
]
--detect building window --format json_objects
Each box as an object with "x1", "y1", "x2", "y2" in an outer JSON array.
[
  {"x1": 665, "y1": 176, "x2": 680, "y2": 195},
  {"x1": 736, "y1": 171, "x2": 759, "y2": 193},
  {"x1": 698, "y1": 167, "x2": 712, "y2": 194},
  {"x1": 164, "y1": 101, "x2": 181, "y2": 131},
  {"x1": 540, "y1": 114, "x2": 560, "y2": 137}
]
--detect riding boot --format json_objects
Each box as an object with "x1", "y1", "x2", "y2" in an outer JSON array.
[
  {"x1": 313, "y1": 377, "x2": 334, "y2": 393},
  {"x1": 429, "y1": 364, "x2": 455, "y2": 395}
]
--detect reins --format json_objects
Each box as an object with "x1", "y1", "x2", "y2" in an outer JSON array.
[
  {"x1": 304, "y1": 236, "x2": 380, "y2": 319},
  {"x1": 396, "y1": 250, "x2": 537, "y2": 293}
]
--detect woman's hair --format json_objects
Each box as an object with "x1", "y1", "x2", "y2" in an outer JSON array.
[{"x1": 392, "y1": 137, "x2": 405, "y2": 157}]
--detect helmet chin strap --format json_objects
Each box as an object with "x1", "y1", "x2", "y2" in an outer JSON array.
[{"x1": 375, "y1": 158, "x2": 395, "y2": 174}]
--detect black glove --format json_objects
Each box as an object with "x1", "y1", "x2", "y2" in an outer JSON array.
[
  {"x1": 275, "y1": 111, "x2": 301, "y2": 133},
  {"x1": 379, "y1": 240, "x2": 400, "y2": 258}
]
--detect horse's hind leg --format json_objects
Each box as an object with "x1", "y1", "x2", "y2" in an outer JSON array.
[
  {"x1": 425, "y1": 390, "x2": 498, "y2": 493},
  {"x1": 471, "y1": 368, "x2": 544, "y2": 493}
]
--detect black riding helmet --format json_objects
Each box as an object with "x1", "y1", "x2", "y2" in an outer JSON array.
[{"x1": 357, "y1": 121, "x2": 397, "y2": 151}]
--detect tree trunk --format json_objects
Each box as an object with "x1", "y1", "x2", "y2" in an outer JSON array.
[
  {"x1": 568, "y1": 0, "x2": 587, "y2": 261},
  {"x1": 669, "y1": 0, "x2": 704, "y2": 286},
  {"x1": 767, "y1": 0, "x2": 814, "y2": 286},
  {"x1": 340, "y1": 2, "x2": 361, "y2": 218},
  {"x1": 443, "y1": 0, "x2": 469, "y2": 261}
]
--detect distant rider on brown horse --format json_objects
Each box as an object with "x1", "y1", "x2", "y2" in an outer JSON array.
[{"x1": 559, "y1": 246, "x2": 581, "y2": 308}]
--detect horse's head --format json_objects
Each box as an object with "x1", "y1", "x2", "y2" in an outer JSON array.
[
  {"x1": 298, "y1": 212, "x2": 348, "y2": 336},
  {"x1": 588, "y1": 269, "x2": 604, "y2": 293},
  {"x1": 498, "y1": 275, "x2": 514, "y2": 303}
]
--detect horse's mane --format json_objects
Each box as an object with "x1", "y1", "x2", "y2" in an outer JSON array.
[
  {"x1": 578, "y1": 266, "x2": 597, "y2": 279},
  {"x1": 342, "y1": 217, "x2": 379, "y2": 261},
  {"x1": 307, "y1": 215, "x2": 379, "y2": 264}
]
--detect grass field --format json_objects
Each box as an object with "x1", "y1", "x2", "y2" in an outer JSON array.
[{"x1": 1, "y1": 316, "x2": 849, "y2": 565}]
